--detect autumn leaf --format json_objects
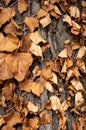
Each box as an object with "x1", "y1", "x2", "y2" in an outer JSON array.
[
  {"x1": 2, "y1": 125, "x2": 16, "y2": 130},
  {"x1": 75, "y1": 92, "x2": 85, "y2": 109},
  {"x1": 31, "y1": 82, "x2": 44, "y2": 97},
  {"x1": 3, "y1": 19, "x2": 22, "y2": 35},
  {"x1": 69, "y1": 6, "x2": 80, "y2": 19},
  {"x1": 0, "y1": 115, "x2": 5, "y2": 127},
  {"x1": 0, "y1": 53, "x2": 13, "y2": 80},
  {"x1": 18, "y1": 0, "x2": 28, "y2": 14},
  {"x1": 30, "y1": 42, "x2": 43, "y2": 58},
  {"x1": 19, "y1": 79, "x2": 32, "y2": 93},
  {"x1": 27, "y1": 101, "x2": 39, "y2": 113},
  {"x1": 24, "y1": 17, "x2": 39, "y2": 32},
  {"x1": 0, "y1": 7, "x2": 15, "y2": 27},
  {"x1": 4, "y1": 112, "x2": 22, "y2": 126},
  {"x1": 37, "y1": 9, "x2": 48, "y2": 19},
  {"x1": 39, "y1": 14, "x2": 51, "y2": 28},
  {"x1": 0, "y1": 33, "x2": 19, "y2": 52},
  {"x1": 6, "y1": 53, "x2": 33, "y2": 82},
  {"x1": 39, "y1": 112, "x2": 51, "y2": 124},
  {"x1": 30, "y1": 31, "x2": 46, "y2": 44},
  {"x1": 28, "y1": 116, "x2": 39, "y2": 129},
  {"x1": 50, "y1": 95, "x2": 61, "y2": 111}
]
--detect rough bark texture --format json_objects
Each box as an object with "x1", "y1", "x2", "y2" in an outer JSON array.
[{"x1": 0, "y1": 0, "x2": 86, "y2": 130}]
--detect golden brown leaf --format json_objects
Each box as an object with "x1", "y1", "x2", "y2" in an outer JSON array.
[
  {"x1": 0, "y1": 115, "x2": 5, "y2": 127},
  {"x1": 24, "y1": 17, "x2": 39, "y2": 32},
  {"x1": 37, "y1": 9, "x2": 48, "y2": 19},
  {"x1": 6, "y1": 53, "x2": 33, "y2": 82},
  {"x1": 63, "y1": 15, "x2": 72, "y2": 26},
  {"x1": 18, "y1": 0, "x2": 28, "y2": 14},
  {"x1": 0, "y1": 33, "x2": 19, "y2": 52},
  {"x1": 71, "y1": 21, "x2": 81, "y2": 35},
  {"x1": 77, "y1": 59, "x2": 86, "y2": 73},
  {"x1": 3, "y1": 19, "x2": 22, "y2": 35},
  {"x1": 69, "y1": 6, "x2": 80, "y2": 19},
  {"x1": 28, "y1": 117, "x2": 39, "y2": 129},
  {"x1": 4, "y1": 112, "x2": 22, "y2": 126},
  {"x1": 39, "y1": 112, "x2": 51, "y2": 124},
  {"x1": 27, "y1": 101, "x2": 39, "y2": 113},
  {"x1": 0, "y1": 7, "x2": 15, "y2": 27},
  {"x1": 77, "y1": 46, "x2": 86, "y2": 58},
  {"x1": 40, "y1": 14, "x2": 51, "y2": 28},
  {"x1": 41, "y1": 68, "x2": 53, "y2": 80},
  {"x1": 2, "y1": 125, "x2": 16, "y2": 130},
  {"x1": 30, "y1": 42, "x2": 43, "y2": 58},
  {"x1": 58, "y1": 48, "x2": 67, "y2": 58},
  {"x1": 2, "y1": 80, "x2": 16, "y2": 101},
  {"x1": 50, "y1": 96, "x2": 61, "y2": 111},
  {"x1": 19, "y1": 79, "x2": 32, "y2": 93},
  {"x1": 31, "y1": 82, "x2": 44, "y2": 97},
  {"x1": 30, "y1": 31, "x2": 46, "y2": 44},
  {"x1": 44, "y1": 81, "x2": 54, "y2": 93},
  {"x1": 70, "y1": 78, "x2": 84, "y2": 91},
  {"x1": 75, "y1": 92, "x2": 85, "y2": 109},
  {"x1": 0, "y1": 53, "x2": 13, "y2": 80},
  {"x1": 73, "y1": 122, "x2": 81, "y2": 130}
]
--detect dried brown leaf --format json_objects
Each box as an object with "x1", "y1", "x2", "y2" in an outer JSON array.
[
  {"x1": 3, "y1": 19, "x2": 22, "y2": 35},
  {"x1": 45, "y1": 81, "x2": 54, "y2": 93},
  {"x1": 69, "y1": 6, "x2": 80, "y2": 19},
  {"x1": 30, "y1": 31, "x2": 46, "y2": 44},
  {"x1": 41, "y1": 68, "x2": 53, "y2": 80},
  {"x1": 77, "y1": 46, "x2": 86, "y2": 58},
  {"x1": 31, "y1": 82, "x2": 44, "y2": 97},
  {"x1": 0, "y1": 33, "x2": 19, "y2": 52},
  {"x1": 4, "y1": 112, "x2": 22, "y2": 126},
  {"x1": 63, "y1": 15, "x2": 72, "y2": 26},
  {"x1": 27, "y1": 101, "x2": 39, "y2": 113},
  {"x1": 0, "y1": 53, "x2": 13, "y2": 80},
  {"x1": 58, "y1": 48, "x2": 67, "y2": 58},
  {"x1": 6, "y1": 53, "x2": 33, "y2": 82},
  {"x1": 70, "y1": 78, "x2": 84, "y2": 91},
  {"x1": 77, "y1": 59, "x2": 86, "y2": 73},
  {"x1": 37, "y1": 9, "x2": 48, "y2": 19},
  {"x1": 19, "y1": 79, "x2": 32, "y2": 93},
  {"x1": 2, "y1": 80, "x2": 15, "y2": 101},
  {"x1": 24, "y1": 17, "x2": 39, "y2": 32},
  {"x1": 71, "y1": 21, "x2": 81, "y2": 35},
  {"x1": 50, "y1": 95, "x2": 61, "y2": 111},
  {"x1": 73, "y1": 122, "x2": 81, "y2": 130},
  {"x1": 30, "y1": 42, "x2": 43, "y2": 58},
  {"x1": 2, "y1": 125, "x2": 16, "y2": 130},
  {"x1": 0, "y1": 115, "x2": 5, "y2": 127},
  {"x1": 0, "y1": 7, "x2": 15, "y2": 27},
  {"x1": 18, "y1": 0, "x2": 28, "y2": 14},
  {"x1": 40, "y1": 14, "x2": 51, "y2": 28},
  {"x1": 75, "y1": 92, "x2": 85, "y2": 109},
  {"x1": 39, "y1": 112, "x2": 51, "y2": 124},
  {"x1": 28, "y1": 116, "x2": 39, "y2": 129}
]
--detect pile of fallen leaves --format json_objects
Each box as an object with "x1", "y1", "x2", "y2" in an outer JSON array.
[{"x1": 0, "y1": 0, "x2": 86, "y2": 130}]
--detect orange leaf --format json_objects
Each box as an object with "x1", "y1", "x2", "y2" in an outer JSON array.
[
  {"x1": 18, "y1": 0, "x2": 28, "y2": 14},
  {"x1": 6, "y1": 53, "x2": 33, "y2": 82},
  {"x1": 0, "y1": 53, "x2": 13, "y2": 80},
  {"x1": 0, "y1": 7, "x2": 15, "y2": 27},
  {"x1": 24, "y1": 17, "x2": 39, "y2": 32},
  {"x1": 0, "y1": 33, "x2": 19, "y2": 52}
]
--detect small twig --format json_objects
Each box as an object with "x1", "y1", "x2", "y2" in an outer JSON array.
[
  {"x1": 21, "y1": 92, "x2": 27, "y2": 97},
  {"x1": 6, "y1": 106, "x2": 15, "y2": 113},
  {"x1": 9, "y1": 1, "x2": 17, "y2": 7}
]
